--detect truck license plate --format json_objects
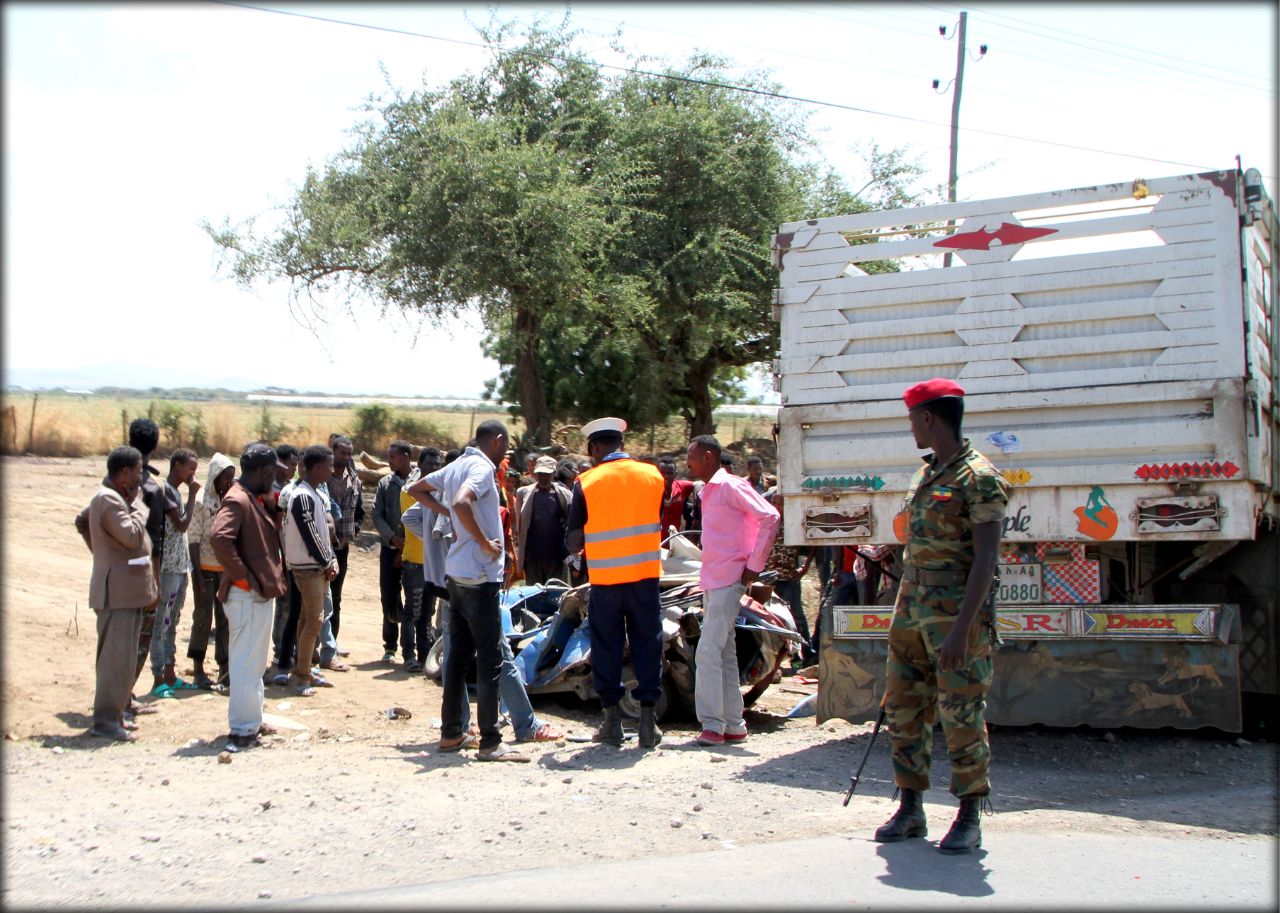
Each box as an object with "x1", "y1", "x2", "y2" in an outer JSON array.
[{"x1": 996, "y1": 563, "x2": 1042, "y2": 604}]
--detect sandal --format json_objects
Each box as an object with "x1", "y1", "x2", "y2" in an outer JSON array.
[
  {"x1": 477, "y1": 743, "x2": 530, "y2": 763},
  {"x1": 271, "y1": 673, "x2": 290, "y2": 686},
  {"x1": 257, "y1": 722, "x2": 279, "y2": 736},
  {"x1": 294, "y1": 685, "x2": 317, "y2": 697},
  {"x1": 311, "y1": 676, "x2": 334, "y2": 688},
  {"x1": 319, "y1": 660, "x2": 350, "y2": 673},
  {"x1": 193, "y1": 676, "x2": 216, "y2": 691},
  {"x1": 438, "y1": 733, "x2": 480, "y2": 752},
  {"x1": 129, "y1": 700, "x2": 159, "y2": 715},
  {"x1": 121, "y1": 719, "x2": 139, "y2": 731},
  {"x1": 170, "y1": 678, "x2": 200, "y2": 691},
  {"x1": 150, "y1": 684, "x2": 176, "y2": 699},
  {"x1": 519, "y1": 723, "x2": 565, "y2": 743}
]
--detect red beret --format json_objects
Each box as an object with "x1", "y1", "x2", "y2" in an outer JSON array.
[{"x1": 903, "y1": 378, "x2": 965, "y2": 409}]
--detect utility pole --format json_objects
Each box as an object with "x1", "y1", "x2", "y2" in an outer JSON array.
[
  {"x1": 936, "y1": 12, "x2": 985, "y2": 267},
  {"x1": 947, "y1": 12, "x2": 967, "y2": 207},
  {"x1": 944, "y1": 11, "x2": 967, "y2": 268}
]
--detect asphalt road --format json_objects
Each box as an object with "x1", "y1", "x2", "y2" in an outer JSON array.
[{"x1": 291, "y1": 829, "x2": 1278, "y2": 910}]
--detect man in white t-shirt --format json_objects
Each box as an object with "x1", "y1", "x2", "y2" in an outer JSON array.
[{"x1": 410, "y1": 420, "x2": 528, "y2": 763}]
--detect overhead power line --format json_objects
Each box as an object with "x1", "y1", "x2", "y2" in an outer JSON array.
[
  {"x1": 921, "y1": 0, "x2": 1276, "y2": 89},
  {"x1": 907, "y1": 0, "x2": 1275, "y2": 96},
  {"x1": 209, "y1": 1, "x2": 1273, "y2": 179},
  {"x1": 506, "y1": 0, "x2": 1077, "y2": 112}
]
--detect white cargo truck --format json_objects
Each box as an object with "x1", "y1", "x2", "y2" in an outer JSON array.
[{"x1": 772, "y1": 168, "x2": 1277, "y2": 732}]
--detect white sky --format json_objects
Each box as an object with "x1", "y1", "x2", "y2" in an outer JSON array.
[{"x1": 3, "y1": 2, "x2": 1275, "y2": 398}]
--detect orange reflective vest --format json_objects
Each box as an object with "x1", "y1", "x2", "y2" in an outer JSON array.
[{"x1": 580, "y1": 457, "x2": 665, "y2": 585}]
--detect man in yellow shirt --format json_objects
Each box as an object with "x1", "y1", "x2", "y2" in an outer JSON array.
[{"x1": 398, "y1": 449, "x2": 433, "y2": 672}]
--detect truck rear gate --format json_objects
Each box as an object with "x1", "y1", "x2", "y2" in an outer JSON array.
[{"x1": 773, "y1": 169, "x2": 1278, "y2": 731}]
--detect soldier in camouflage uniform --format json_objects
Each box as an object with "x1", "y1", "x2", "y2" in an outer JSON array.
[{"x1": 873, "y1": 378, "x2": 1008, "y2": 854}]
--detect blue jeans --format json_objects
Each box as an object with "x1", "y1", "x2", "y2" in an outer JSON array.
[
  {"x1": 441, "y1": 579, "x2": 503, "y2": 750},
  {"x1": 400, "y1": 562, "x2": 428, "y2": 663},
  {"x1": 774, "y1": 577, "x2": 814, "y2": 664},
  {"x1": 318, "y1": 586, "x2": 337, "y2": 665},
  {"x1": 816, "y1": 570, "x2": 859, "y2": 656},
  {"x1": 440, "y1": 597, "x2": 540, "y2": 739}
]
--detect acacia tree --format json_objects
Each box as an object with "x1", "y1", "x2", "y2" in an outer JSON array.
[
  {"x1": 204, "y1": 23, "x2": 617, "y2": 444},
  {"x1": 481, "y1": 57, "x2": 926, "y2": 437}
]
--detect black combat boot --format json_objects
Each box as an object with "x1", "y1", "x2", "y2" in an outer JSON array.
[
  {"x1": 592, "y1": 704, "x2": 624, "y2": 746},
  {"x1": 638, "y1": 705, "x2": 662, "y2": 748},
  {"x1": 937, "y1": 797, "x2": 984, "y2": 854},
  {"x1": 873, "y1": 788, "x2": 928, "y2": 842}
]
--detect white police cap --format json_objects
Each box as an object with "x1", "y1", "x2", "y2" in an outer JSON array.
[{"x1": 581, "y1": 417, "x2": 628, "y2": 441}]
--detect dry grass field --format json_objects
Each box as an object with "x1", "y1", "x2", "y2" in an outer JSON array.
[{"x1": 1, "y1": 392, "x2": 778, "y2": 463}]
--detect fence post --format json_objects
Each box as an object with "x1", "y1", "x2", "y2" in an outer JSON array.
[
  {"x1": 1, "y1": 404, "x2": 17, "y2": 454},
  {"x1": 27, "y1": 394, "x2": 38, "y2": 452},
  {"x1": 121, "y1": 409, "x2": 128, "y2": 445}
]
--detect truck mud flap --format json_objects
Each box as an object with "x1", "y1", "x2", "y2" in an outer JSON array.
[{"x1": 817, "y1": 636, "x2": 1241, "y2": 732}]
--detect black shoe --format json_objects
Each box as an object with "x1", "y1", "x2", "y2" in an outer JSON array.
[
  {"x1": 591, "y1": 705, "x2": 624, "y2": 746},
  {"x1": 227, "y1": 732, "x2": 262, "y2": 751},
  {"x1": 938, "y1": 797, "x2": 986, "y2": 854},
  {"x1": 873, "y1": 788, "x2": 928, "y2": 842},
  {"x1": 638, "y1": 706, "x2": 663, "y2": 748}
]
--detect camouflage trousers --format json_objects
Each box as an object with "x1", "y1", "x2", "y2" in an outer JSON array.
[{"x1": 886, "y1": 581, "x2": 993, "y2": 798}]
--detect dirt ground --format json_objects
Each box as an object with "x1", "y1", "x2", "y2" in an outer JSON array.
[{"x1": 3, "y1": 455, "x2": 1277, "y2": 908}]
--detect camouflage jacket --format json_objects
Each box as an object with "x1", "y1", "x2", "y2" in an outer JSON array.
[{"x1": 902, "y1": 439, "x2": 1008, "y2": 571}]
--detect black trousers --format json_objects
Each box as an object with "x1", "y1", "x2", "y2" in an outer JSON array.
[
  {"x1": 587, "y1": 578, "x2": 663, "y2": 707},
  {"x1": 330, "y1": 543, "x2": 350, "y2": 639},
  {"x1": 379, "y1": 544, "x2": 403, "y2": 653},
  {"x1": 275, "y1": 572, "x2": 302, "y2": 672},
  {"x1": 440, "y1": 579, "x2": 503, "y2": 750}
]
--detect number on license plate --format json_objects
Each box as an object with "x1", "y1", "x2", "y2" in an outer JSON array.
[{"x1": 996, "y1": 563, "x2": 1041, "y2": 604}]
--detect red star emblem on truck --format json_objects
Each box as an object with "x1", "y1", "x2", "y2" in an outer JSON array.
[{"x1": 934, "y1": 222, "x2": 1058, "y2": 251}]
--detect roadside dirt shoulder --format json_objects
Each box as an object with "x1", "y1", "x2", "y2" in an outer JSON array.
[{"x1": 2, "y1": 456, "x2": 1275, "y2": 908}]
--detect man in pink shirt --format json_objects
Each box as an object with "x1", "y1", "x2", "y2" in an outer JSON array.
[{"x1": 686, "y1": 435, "x2": 780, "y2": 745}]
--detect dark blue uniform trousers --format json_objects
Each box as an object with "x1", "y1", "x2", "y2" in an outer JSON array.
[{"x1": 588, "y1": 577, "x2": 663, "y2": 707}]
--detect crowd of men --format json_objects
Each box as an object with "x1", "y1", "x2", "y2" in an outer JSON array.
[
  {"x1": 75, "y1": 378, "x2": 999, "y2": 850},
  {"x1": 72, "y1": 416, "x2": 898, "y2": 748}
]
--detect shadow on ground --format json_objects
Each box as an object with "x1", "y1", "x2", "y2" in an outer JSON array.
[{"x1": 733, "y1": 723, "x2": 1278, "y2": 836}]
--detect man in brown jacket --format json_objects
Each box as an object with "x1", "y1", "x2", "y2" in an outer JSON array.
[
  {"x1": 211, "y1": 442, "x2": 287, "y2": 750},
  {"x1": 75, "y1": 446, "x2": 160, "y2": 742}
]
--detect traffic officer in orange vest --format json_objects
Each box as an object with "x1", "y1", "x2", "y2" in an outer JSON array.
[{"x1": 565, "y1": 417, "x2": 667, "y2": 748}]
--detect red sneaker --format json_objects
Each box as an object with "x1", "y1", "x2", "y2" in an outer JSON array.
[
  {"x1": 695, "y1": 729, "x2": 725, "y2": 746},
  {"x1": 723, "y1": 730, "x2": 748, "y2": 743}
]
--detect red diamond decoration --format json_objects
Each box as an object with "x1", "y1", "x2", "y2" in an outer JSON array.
[{"x1": 1137, "y1": 460, "x2": 1243, "y2": 480}]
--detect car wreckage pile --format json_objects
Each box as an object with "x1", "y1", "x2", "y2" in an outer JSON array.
[{"x1": 425, "y1": 533, "x2": 805, "y2": 720}]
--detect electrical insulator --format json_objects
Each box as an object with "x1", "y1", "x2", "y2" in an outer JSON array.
[{"x1": 932, "y1": 79, "x2": 940, "y2": 89}]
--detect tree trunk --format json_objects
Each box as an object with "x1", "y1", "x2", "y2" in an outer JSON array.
[
  {"x1": 512, "y1": 295, "x2": 553, "y2": 445},
  {"x1": 684, "y1": 358, "x2": 717, "y2": 439}
]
